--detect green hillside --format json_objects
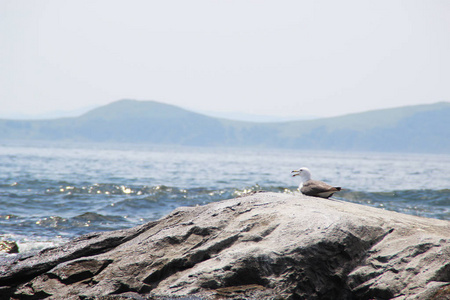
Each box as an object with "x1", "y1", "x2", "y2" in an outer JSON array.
[
  {"x1": 275, "y1": 102, "x2": 450, "y2": 152},
  {"x1": 0, "y1": 100, "x2": 448, "y2": 153}
]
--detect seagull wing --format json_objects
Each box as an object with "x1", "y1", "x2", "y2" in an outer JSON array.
[{"x1": 300, "y1": 180, "x2": 341, "y2": 198}]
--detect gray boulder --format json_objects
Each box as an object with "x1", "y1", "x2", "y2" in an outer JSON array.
[{"x1": 0, "y1": 192, "x2": 449, "y2": 299}]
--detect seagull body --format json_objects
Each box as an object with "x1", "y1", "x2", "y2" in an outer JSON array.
[{"x1": 291, "y1": 167, "x2": 341, "y2": 198}]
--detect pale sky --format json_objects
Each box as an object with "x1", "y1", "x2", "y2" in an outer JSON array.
[{"x1": 1, "y1": 0, "x2": 450, "y2": 119}]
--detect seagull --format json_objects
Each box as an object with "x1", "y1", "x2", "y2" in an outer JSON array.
[{"x1": 291, "y1": 167, "x2": 341, "y2": 198}]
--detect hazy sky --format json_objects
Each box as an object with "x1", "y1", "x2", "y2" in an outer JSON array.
[{"x1": 1, "y1": 0, "x2": 450, "y2": 119}]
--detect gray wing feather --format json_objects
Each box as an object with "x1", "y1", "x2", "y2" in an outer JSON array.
[{"x1": 301, "y1": 180, "x2": 339, "y2": 197}]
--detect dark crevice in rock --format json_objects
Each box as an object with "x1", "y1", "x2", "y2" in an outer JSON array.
[
  {"x1": 112, "y1": 282, "x2": 136, "y2": 296},
  {"x1": 224, "y1": 266, "x2": 270, "y2": 287},
  {"x1": 9, "y1": 291, "x2": 52, "y2": 300},
  {"x1": 50, "y1": 259, "x2": 113, "y2": 285},
  {"x1": 186, "y1": 226, "x2": 219, "y2": 237},
  {"x1": 204, "y1": 234, "x2": 240, "y2": 254},
  {"x1": 410, "y1": 242, "x2": 438, "y2": 257},
  {"x1": 144, "y1": 234, "x2": 240, "y2": 287},
  {"x1": 280, "y1": 227, "x2": 391, "y2": 299},
  {"x1": 359, "y1": 286, "x2": 395, "y2": 300},
  {"x1": 432, "y1": 263, "x2": 450, "y2": 282},
  {"x1": 49, "y1": 271, "x2": 90, "y2": 285},
  {"x1": 180, "y1": 226, "x2": 223, "y2": 251},
  {"x1": 144, "y1": 257, "x2": 195, "y2": 287}
]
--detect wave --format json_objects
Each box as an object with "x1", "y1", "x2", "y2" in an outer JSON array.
[
  {"x1": 337, "y1": 189, "x2": 450, "y2": 220},
  {"x1": 6, "y1": 179, "x2": 450, "y2": 211},
  {"x1": 6, "y1": 178, "x2": 449, "y2": 200},
  {"x1": 339, "y1": 189, "x2": 450, "y2": 205},
  {"x1": 3, "y1": 182, "x2": 449, "y2": 235}
]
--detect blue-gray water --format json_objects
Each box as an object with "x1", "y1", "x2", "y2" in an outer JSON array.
[{"x1": 1, "y1": 141, "x2": 449, "y2": 253}]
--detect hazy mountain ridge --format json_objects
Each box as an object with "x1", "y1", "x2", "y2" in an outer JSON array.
[{"x1": 0, "y1": 100, "x2": 449, "y2": 153}]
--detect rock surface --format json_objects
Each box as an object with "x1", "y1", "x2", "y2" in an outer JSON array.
[
  {"x1": 0, "y1": 241, "x2": 19, "y2": 254},
  {"x1": 0, "y1": 192, "x2": 449, "y2": 300}
]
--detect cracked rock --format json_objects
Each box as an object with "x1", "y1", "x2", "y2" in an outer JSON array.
[{"x1": 0, "y1": 192, "x2": 449, "y2": 299}]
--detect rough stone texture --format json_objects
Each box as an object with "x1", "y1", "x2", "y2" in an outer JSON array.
[
  {"x1": 0, "y1": 241, "x2": 19, "y2": 254},
  {"x1": 0, "y1": 192, "x2": 449, "y2": 300}
]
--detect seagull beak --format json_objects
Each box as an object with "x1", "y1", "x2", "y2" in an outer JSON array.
[{"x1": 291, "y1": 170, "x2": 300, "y2": 177}]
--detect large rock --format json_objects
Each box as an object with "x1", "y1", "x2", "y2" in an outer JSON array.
[{"x1": 0, "y1": 192, "x2": 449, "y2": 299}]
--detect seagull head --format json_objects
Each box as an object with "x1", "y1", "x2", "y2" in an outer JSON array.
[{"x1": 291, "y1": 167, "x2": 312, "y2": 182}]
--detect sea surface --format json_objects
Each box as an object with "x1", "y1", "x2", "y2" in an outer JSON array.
[{"x1": 1, "y1": 141, "x2": 449, "y2": 253}]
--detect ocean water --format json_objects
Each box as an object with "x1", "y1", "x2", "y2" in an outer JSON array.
[{"x1": 1, "y1": 141, "x2": 449, "y2": 253}]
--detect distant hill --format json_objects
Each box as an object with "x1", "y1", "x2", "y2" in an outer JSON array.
[
  {"x1": 0, "y1": 99, "x2": 449, "y2": 153},
  {"x1": 276, "y1": 102, "x2": 450, "y2": 152}
]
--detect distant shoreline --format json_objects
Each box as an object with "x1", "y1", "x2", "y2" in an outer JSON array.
[{"x1": 0, "y1": 100, "x2": 449, "y2": 153}]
